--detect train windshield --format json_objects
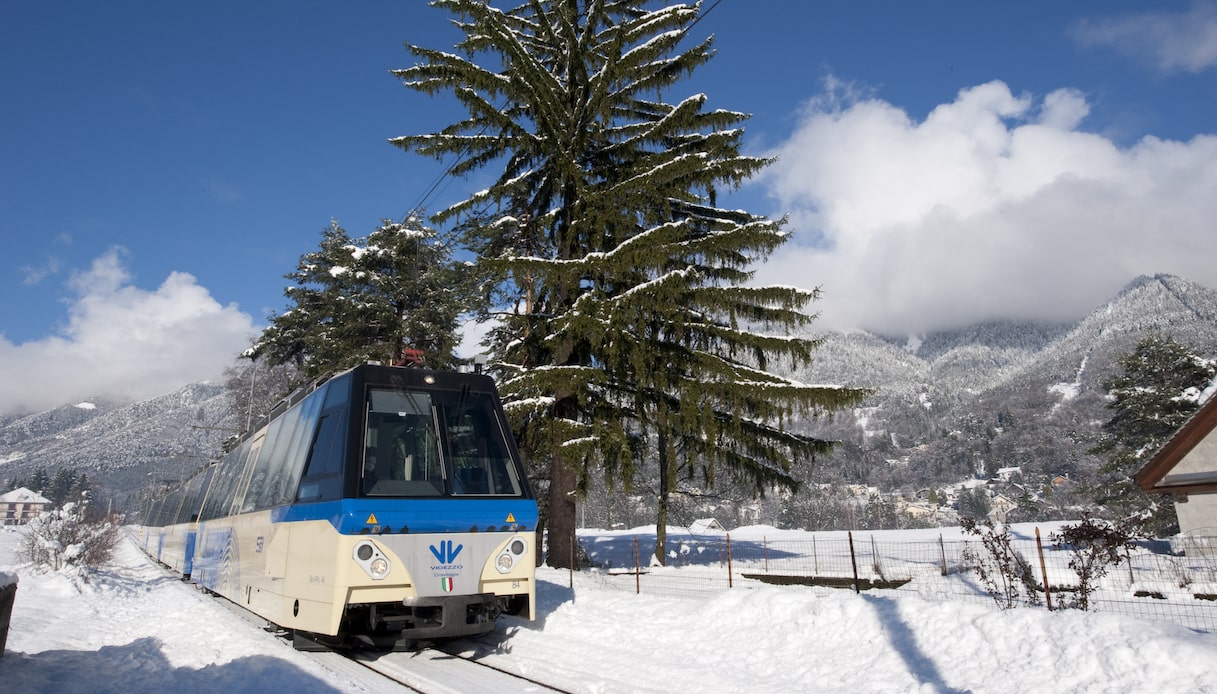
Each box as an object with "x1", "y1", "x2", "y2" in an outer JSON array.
[{"x1": 362, "y1": 386, "x2": 525, "y2": 497}]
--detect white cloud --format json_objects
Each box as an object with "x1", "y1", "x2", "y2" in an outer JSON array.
[
  {"x1": 0, "y1": 248, "x2": 261, "y2": 415},
  {"x1": 18, "y1": 255, "x2": 61, "y2": 286},
  {"x1": 757, "y1": 80, "x2": 1217, "y2": 336},
  {"x1": 1071, "y1": 2, "x2": 1217, "y2": 74}
]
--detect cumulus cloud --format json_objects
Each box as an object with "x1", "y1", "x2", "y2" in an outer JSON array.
[
  {"x1": 0, "y1": 248, "x2": 261, "y2": 415},
  {"x1": 1071, "y1": 2, "x2": 1217, "y2": 74},
  {"x1": 756, "y1": 79, "x2": 1217, "y2": 336}
]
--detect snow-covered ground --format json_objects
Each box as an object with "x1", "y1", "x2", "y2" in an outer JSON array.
[{"x1": 2, "y1": 524, "x2": 1216, "y2": 693}]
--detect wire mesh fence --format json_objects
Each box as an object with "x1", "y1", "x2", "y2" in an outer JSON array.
[{"x1": 572, "y1": 525, "x2": 1217, "y2": 633}]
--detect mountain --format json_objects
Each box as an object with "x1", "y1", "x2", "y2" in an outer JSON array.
[
  {"x1": 789, "y1": 274, "x2": 1217, "y2": 499},
  {"x1": 0, "y1": 382, "x2": 238, "y2": 512},
  {"x1": 3, "y1": 273, "x2": 1215, "y2": 521}
]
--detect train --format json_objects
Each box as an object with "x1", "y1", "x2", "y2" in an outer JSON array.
[{"x1": 136, "y1": 362, "x2": 538, "y2": 650}]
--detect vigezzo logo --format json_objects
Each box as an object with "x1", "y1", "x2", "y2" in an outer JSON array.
[{"x1": 429, "y1": 540, "x2": 464, "y2": 565}]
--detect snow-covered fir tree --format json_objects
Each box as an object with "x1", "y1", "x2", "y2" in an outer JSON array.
[
  {"x1": 1091, "y1": 333, "x2": 1217, "y2": 534},
  {"x1": 393, "y1": 1, "x2": 867, "y2": 566},
  {"x1": 250, "y1": 217, "x2": 469, "y2": 380}
]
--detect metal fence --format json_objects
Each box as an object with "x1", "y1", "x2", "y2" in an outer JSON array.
[{"x1": 571, "y1": 526, "x2": 1217, "y2": 633}]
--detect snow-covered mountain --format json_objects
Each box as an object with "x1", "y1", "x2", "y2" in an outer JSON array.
[
  {"x1": 0, "y1": 382, "x2": 237, "y2": 512},
  {"x1": 790, "y1": 273, "x2": 1217, "y2": 495},
  {"x1": 2, "y1": 273, "x2": 1215, "y2": 518}
]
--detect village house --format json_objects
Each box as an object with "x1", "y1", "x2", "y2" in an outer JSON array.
[
  {"x1": 0, "y1": 487, "x2": 51, "y2": 525},
  {"x1": 987, "y1": 493, "x2": 1018, "y2": 524}
]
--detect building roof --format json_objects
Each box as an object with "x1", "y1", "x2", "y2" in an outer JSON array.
[
  {"x1": 1135, "y1": 394, "x2": 1217, "y2": 495},
  {"x1": 688, "y1": 518, "x2": 725, "y2": 533},
  {"x1": 0, "y1": 487, "x2": 51, "y2": 504}
]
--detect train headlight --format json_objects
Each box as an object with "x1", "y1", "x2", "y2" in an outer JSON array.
[
  {"x1": 353, "y1": 540, "x2": 391, "y2": 580},
  {"x1": 370, "y1": 557, "x2": 390, "y2": 579},
  {"x1": 496, "y1": 553, "x2": 515, "y2": 573},
  {"x1": 495, "y1": 536, "x2": 528, "y2": 574}
]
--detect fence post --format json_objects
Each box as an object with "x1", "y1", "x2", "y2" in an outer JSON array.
[
  {"x1": 764, "y1": 535, "x2": 769, "y2": 573},
  {"x1": 1035, "y1": 527, "x2": 1053, "y2": 611},
  {"x1": 813, "y1": 535, "x2": 819, "y2": 575},
  {"x1": 848, "y1": 531, "x2": 860, "y2": 594},
  {"x1": 938, "y1": 534, "x2": 948, "y2": 576},
  {"x1": 634, "y1": 535, "x2": 641, "y2": 595},
  {"x1": 1125, "y1": 545, "x2": 1134, "y2": 586},
  {"x1": 871, "y1": 535, "x2": 881, "y2": 578},
  {"x1": 727, "y1": 533, "x2": 734, "y2": 588}
]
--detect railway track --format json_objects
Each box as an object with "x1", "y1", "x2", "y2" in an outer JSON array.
[
  {"x1": 332, "y1": 646, "x2": 574, "y2": 693},
  {"x1": 210, "y1": 587, "x2": 571, "y2": 693}
]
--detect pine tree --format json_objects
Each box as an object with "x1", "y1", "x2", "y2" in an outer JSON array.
[
  {"x1": 22, "y1": 467, "x2": 51, "y2": 496},
  {"x1": 47, "y1": 467, "x2": 78, "y2": 507},
  {"x1": 393, "y1": 1, "x2": 867, "y2": 567},
  {"x1": 1091, "y1": 333, "x2": 1216, "y2": 534},
  {"x1": 250, "y1": 217, "x2": 471, "y2": 381}
]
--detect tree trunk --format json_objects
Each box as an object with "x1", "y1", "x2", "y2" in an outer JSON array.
[
  {"x1": 545, "y1": 454, "x2": 578, "y2": 569},
  {"x1": 653, "y1": 428, "x2": 670, "y2": 566}
]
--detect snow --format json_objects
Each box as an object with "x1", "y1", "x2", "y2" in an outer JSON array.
[
  {"x1": 1049, "y1": 381, "x2": 1081, "y2": 400},
  {"x1": 74, "y1": 402, "x2": 96, "y2": 410},
  {"x1": 2, "y1": 524, "x2": 1217, "y2": 693}
]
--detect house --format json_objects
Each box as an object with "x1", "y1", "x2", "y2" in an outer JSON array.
[
  {"x1": 987, "y1": 493, "x2": 1018, "y2": 524},
  {"x1": 994, "y1": 466, "x2": 1022, "y2": 482},
  {"x1": 1134, "y1": 392, "x2": 1217, "y2": 537},
  {"x1": 0, "y1": 487, "x2": 51, "y2": 525},
  {"x1": 688, "y1": 518, "x2": 726, "y2": 533}
]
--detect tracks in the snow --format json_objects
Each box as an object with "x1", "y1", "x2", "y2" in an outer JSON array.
[{"x1": 316, "y1": 644, "x2": 574, "y2": 694}]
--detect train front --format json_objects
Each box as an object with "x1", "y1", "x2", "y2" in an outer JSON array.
[{"x1": 290, "y1": 365, "x2": 538, "y2": 649}]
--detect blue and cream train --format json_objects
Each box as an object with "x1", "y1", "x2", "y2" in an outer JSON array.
[{"x1": 136, "y1": 363, "x2": 537, "y2": 649}]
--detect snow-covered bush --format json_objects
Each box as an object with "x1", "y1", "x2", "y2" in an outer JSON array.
[{"x1": 21, "y1": 499, "x2": 119, "y2": 572}]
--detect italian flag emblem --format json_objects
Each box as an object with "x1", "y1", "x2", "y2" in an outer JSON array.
[{"x1": 441, "y1": 577, "x2": 454, "y2": 592}]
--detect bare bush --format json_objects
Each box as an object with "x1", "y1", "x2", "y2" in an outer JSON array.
[
  {"x1": 960, "y1": 516, "x2": 1043, "y2": 609},
  {"x1": 1051, "y1": 516, "x2": 1139, "y2": 611}
]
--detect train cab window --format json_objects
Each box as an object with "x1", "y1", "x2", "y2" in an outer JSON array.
[
  {"x1": 444, "y1": 403, "x2": 524, "y2": 496},
  {"x1": 362, "y1": 384, "x2": 527, "y2": 498},
  {"x1": 364, "y1": 389, "x2": 445, "y2": 496}
]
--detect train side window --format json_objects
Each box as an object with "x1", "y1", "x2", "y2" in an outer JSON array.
[
  {"x1": 231, "y1": 381, "x2": 329, "y2": 512},
  {"x1": 296, "y1": 374, "x2": 350, "y2": 502},
  {"x1": 297, "y1": 407, "x2": 347, "y2": 502},
  {"x1": 227, "y1": 434, "x2": 266, "y2": 516},
  {"x1": 198, "y1": 438, "x2": 252, "y2": 521}
]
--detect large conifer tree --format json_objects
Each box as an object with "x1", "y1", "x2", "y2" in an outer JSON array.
[
  {"x1": 393, "y1": 0, "x2": 867, "y2": 567},
  {"x1": 251, "y1": 217, "x2": 469, "y2": 380},
  {"x1": 1092, "y1": 333, "x2": 1216, "y2": 534}
]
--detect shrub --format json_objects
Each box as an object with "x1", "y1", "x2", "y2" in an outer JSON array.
[
  {"x1": 960, "y1": 516, "x2": 1043, "y2": 608},
  {"x1": 1051, "y1": 516, "x2": 1139, "y2": 611},
  {"x1": 21, "y1": 499, "x2": 119, "y2": 572}
]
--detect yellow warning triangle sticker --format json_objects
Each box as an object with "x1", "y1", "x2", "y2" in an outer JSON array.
[
  {"x1": 505, "y1": 513, "x2": 516, "y2": 523},
  {"x1": 366, "y1": 513, "x2": 379, "y2": 524}
]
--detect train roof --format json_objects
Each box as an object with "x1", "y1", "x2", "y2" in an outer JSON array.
[{"x1": 230, "y1": 362, "x2": 498, "y2": 453}]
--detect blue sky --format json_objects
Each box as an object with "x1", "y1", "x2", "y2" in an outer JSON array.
[{"x1": 2, "y1": 1, "x2": 1215, "y2": 414}]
